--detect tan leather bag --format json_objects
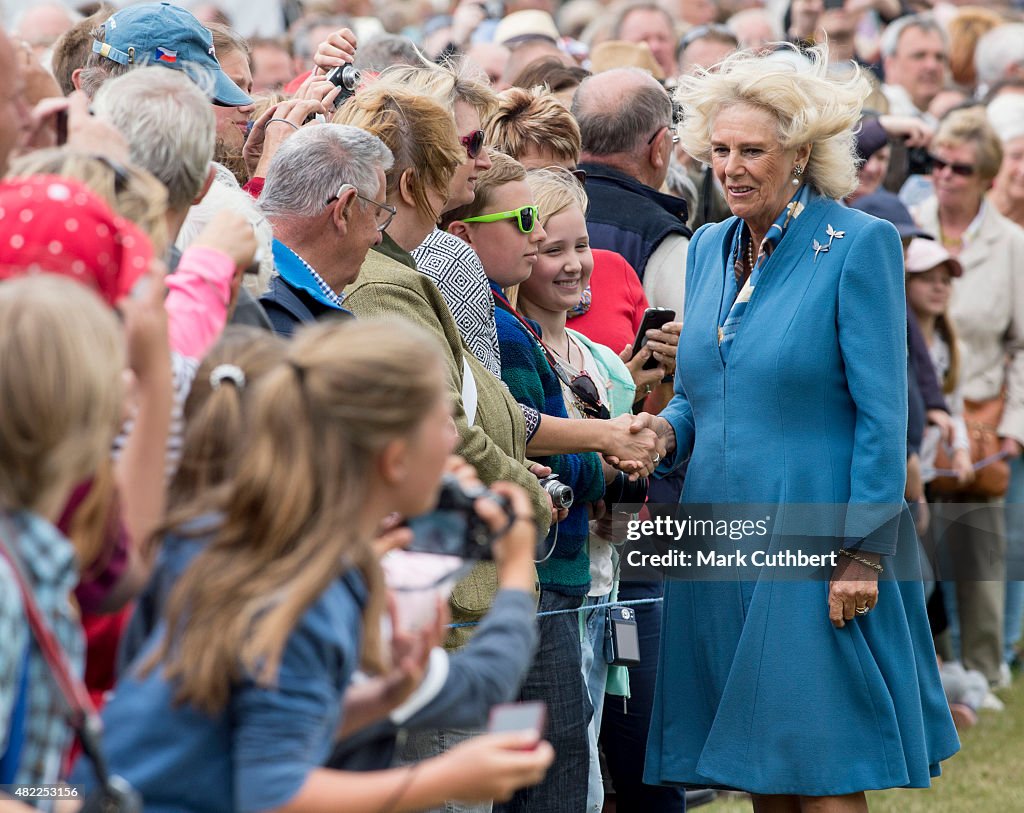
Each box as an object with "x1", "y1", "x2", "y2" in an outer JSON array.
[{"x1": 931, "y1": 396, "x2": 1010, "y2": 498}]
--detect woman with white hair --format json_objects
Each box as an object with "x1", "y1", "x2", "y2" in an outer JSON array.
[{"x1": 641, "y1": 46, "x2": 959, "y2": 809}]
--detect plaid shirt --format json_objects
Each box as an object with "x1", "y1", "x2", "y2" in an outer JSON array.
[{"x1": 0, "y1": 512, "x2": 84, "y2": 808}]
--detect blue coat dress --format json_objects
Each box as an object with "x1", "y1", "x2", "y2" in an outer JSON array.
[{"x1": 644, "y1": 194, "x2": 960, "y2": 795}]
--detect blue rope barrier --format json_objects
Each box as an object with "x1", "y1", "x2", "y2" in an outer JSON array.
[{"x1": 447, "y1": 596, "x2": 664, "y2": 629}]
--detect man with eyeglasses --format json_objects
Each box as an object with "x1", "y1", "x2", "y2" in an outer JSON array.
[
  {"x1": 259, "y1": 124, "x2": 395, "y2": 337},
  {"x1": 571, "y1": 67, "x2": 691, "y2": 313}
]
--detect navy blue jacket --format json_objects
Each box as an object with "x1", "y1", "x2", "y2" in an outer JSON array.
[
  {"x1": 579, "y1": 162, "x2": 691, "y2": 281},
  {"x1": 260, "y1": 274, "x2": 353, "y2": 337}
]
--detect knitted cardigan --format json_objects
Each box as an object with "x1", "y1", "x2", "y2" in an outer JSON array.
[{"x1": 492, "y1": 287, "x2": 604, "y2": 596}]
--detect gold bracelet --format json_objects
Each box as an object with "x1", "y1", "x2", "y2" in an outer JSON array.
[{"x1": 839, "y1": 547, "x2": 883, "y2": 573}]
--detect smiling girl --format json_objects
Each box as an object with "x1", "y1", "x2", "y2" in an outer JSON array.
[{"x1": 517, "y1": 167, "x2": 641, "y2": 813}]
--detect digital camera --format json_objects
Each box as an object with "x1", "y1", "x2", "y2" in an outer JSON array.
[
  {"x1": 326, "y1": 64, "x2": 361, "y2": 108},
  {"x1": 539, "y1": 474, "x2": 574, "y2": 510},
  {"x1": 405, "y1": 474, "x2": 515, "y2": 560}
]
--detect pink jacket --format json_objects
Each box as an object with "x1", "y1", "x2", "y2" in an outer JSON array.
[{"x1": 165, "y1": 246, "x2": 235, "y2": 359}]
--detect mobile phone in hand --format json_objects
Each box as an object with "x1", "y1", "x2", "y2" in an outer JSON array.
[
  {"x1": 631, "y1": 307, "x2": 676, "y2": 370},
  {"x1": 487, "y1": 701, "x2": 547, "y2": 741}
]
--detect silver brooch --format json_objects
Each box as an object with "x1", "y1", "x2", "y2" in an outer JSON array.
[{"x1": 812, "y1": 224, "x2": 845, "y2": 262}]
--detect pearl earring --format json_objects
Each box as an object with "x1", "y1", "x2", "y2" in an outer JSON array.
[{"x1": 792, "y1": 165, "x2": 804, "y2": 187}]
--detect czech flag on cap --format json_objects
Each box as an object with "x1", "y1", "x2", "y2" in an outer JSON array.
[{"x1": 154, "y1": 46, "x2": 177, "y2": 63}]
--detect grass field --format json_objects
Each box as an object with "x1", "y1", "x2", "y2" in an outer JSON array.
[{"x1": 706, "y1": 675, "x2": 1023, "y2": 813}]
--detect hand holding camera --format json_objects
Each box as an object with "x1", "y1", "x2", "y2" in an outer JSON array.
[
  {"x1": 312, "y1": 27, "x2": 359, "y2": 75},
  {"x1": 406, "y1": 469, "x2": 529, "y2": 561}
]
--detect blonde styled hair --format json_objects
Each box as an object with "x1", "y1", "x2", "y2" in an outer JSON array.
[
  {"x1": 934, "y1": 105, "x2": 1003, "y2": 182},
  {"x1": 0, "y1": 276, "x2": 123, "y2": 515},
  {"x1": 378, "y1": 58, "x2": 498, "y2": 120},
  {"x1": 150, "y1": 319, "x2": 448, "y2": 714},
  {"x1": 10, "y1": 149, "x2": 170, "y2": 256},
  {"x1": 334, "y1": 83, "x2": 462, "y2": 223},
  {"x1": 486, "y1": 87, "x2": 582, "y2": 165},
  {"x1": 526, "y1": 166, "x2": 589, "y2": 226},
  {"x1": 674, "y1": 44, "x2": 871, "y2": 201}
]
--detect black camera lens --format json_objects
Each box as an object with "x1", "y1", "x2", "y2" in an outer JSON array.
[
  {"x1": 326, "y1": 64, "x2": 362, "y2": 109},
  {"x1": 405, "y1": 474, "x2": 516, "y2": 560},
  {"x1": 604, "y1": 472, "x2": 649, "y2": 508}
]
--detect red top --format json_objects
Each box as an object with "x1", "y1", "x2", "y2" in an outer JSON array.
[
  {"x1": 568, "y1": 248, "x2": 649, "y2": 354},
  {"x1": 243, "y1": 176, "x2": 265, "y2": 200},
  {"x1": 284, "y1": 70, "x2": 313, "y2": 95}
]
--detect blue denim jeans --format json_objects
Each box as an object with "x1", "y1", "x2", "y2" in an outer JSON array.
[
  {"x1": 600, "y1": 579, "x2": 685, "y2": 812},
  {"x1": 495, "y1": 589, "x2": 590, "y2": 813},
  {"x1": 580, "y1": 594, "x2": 611, "y2": 813},
  {"x1": 1005, "y1": 456, "x2": 1024, "y2": 664},
  {"x1": 398, "y1": 727, "x2": 490, "y2": 813}
]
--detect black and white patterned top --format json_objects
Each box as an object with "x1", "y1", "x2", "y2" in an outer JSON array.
[{"x1": 412, "y1": 228, "x2": 502, "y2": 379}]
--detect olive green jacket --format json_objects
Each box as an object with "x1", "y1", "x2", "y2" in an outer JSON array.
[{"x1": 345, "y1": 246, "x2": 548, "y2": 647}]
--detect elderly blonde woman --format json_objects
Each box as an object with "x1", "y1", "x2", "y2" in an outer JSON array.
[
  {"x1": 914, "y1": 106, "x2": 1024, "y2": 693},
  {"x1": 641, "y1": 46, "x2": 959, "y2": 807}
]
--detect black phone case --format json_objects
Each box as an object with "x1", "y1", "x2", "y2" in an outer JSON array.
[{"x1": 632, "y1": 308, "x2": 676, "y2": 370}]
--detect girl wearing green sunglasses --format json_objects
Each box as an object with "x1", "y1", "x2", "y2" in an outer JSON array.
[{"x1": 461, "y1": 204, "x2": 540, "y2": 234}]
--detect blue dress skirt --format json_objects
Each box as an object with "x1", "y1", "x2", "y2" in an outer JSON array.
[{"x1": 643, "y1": 196, "x2": 960, "y2": 795}]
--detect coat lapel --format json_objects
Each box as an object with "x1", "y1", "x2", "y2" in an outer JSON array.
[
  {"x1": 715, "y1": 194, "x2": 834, "y2": 363},
  {"x1": 961, "y1": 204, "x2": 997, "y2": 270}
]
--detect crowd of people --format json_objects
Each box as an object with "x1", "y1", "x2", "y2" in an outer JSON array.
[{"x1": 1, "y1": 0, "x2": 1023, "y2": 811}]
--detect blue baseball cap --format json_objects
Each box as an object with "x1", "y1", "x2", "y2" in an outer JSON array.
[{"x1": 92, "y1": 2, "x2": 252, "y2": 107}]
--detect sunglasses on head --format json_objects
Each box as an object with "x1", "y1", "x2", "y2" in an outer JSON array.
[
  {"x1": 553, "y1": 363, "x2": 610, "y2": 420},
  {"x1": 462, "y1": 204, "x2": 539, "y2": 234},
  {"x1": 540, "y1": 165, "x2": 587, "y2": 187},
  {"x1": 930, "y1": 155, "x2": 976, "y2": 177},
  {"x1": 460, "y1": 129, "x2": 486, "y2": 159}
]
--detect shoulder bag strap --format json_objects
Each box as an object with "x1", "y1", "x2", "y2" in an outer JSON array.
[{"x1": 0, "y1": 525, "x2": 111, "y2": 787}]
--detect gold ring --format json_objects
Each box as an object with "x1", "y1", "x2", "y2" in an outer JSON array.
[{"x1": 855, "y1": 605, "x2": 869, "y2": 615}]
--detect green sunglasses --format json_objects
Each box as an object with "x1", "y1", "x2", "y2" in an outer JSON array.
[{"x1": 462, "y1": 205, "x2": 539, "y2": 234}]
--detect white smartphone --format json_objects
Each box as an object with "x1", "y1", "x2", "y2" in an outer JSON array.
[{"x1": 487, "y1": 701, "x2": 547, "y2": 739}]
